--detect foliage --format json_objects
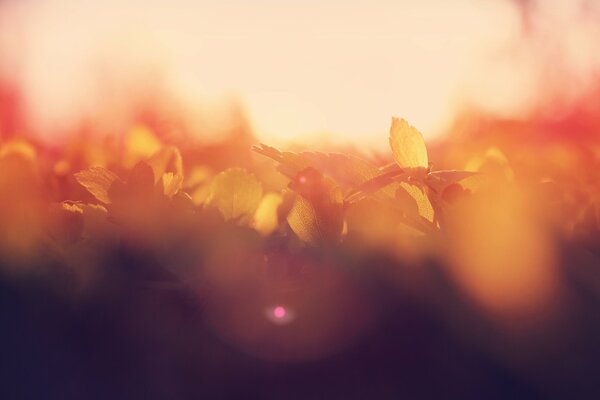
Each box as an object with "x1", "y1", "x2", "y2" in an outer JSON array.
[{"x1": 1, "y1": 115, "x2": 600, "y2": 398}]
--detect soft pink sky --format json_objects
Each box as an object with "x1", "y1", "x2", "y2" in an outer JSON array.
[{"x1": 1, "y1": 0, "x2": 598, "y2": 148}]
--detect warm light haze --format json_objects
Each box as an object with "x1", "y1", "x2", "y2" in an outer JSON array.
[{"x1": 1, "y1": 0, "x2": 598, "y2": 148}]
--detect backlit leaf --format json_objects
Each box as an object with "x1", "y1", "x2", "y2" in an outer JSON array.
[
  {"x1": 300, "y1": 152, "x2": 380, "y2": 187},
  {"x1": 207, "y1": 168, "x2": 263, "y2": 224},
  {"x1": 398, "y1": 182, "x2": 434, "y2": 222},
  {"x1": 286, "y1": 195, "x2": 343, "y2": 244},
  {"x1": 345, "y1": 168, "x2": 405, "y2": 203},
  {"x1": 395, "y1": 185, "x2": 420, "y2": 216},
  {"x1": 389, "y1": 117, "x2": 428, "y2": 169},
  {"x1": 147, "y1": 145, "x2": 183, "y2": 184},
  {"x1": 75, "y1": 166, "x2": 121, "y2": 204},
  {"x1": 252, "y1": 144, "x2": 308, "y2": 178},
  {"x1": 162, "y1": 172, "x2": 183, "y2": 197},
  {"x1": 254, "y1": 144, "x2": 380, "y2": 188}
]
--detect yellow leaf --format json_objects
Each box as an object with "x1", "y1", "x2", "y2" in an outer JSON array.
[
  {"x1": 147, "y1": 145, "x2": 183, "y2": 184},
  {"x1": 286, "y1": 196, "x2": 319, "y2": 244},
  {"x1": 389, "y1": 117, "x2": 428, "y2": 169},
  {"x1": 286, "y1": 195, "x2": 344, "y2": 244},
  {"x1": 254, "y1": 144, "x2": 380, "y2": 189},
  {"x1": 300, "y1": 152, "x2": 380, "y2": 187},
  {"x1": 207, "y1": 168, "x2": 263, "y2": 224},
  {"x1": 60, "y1": 202, "x2": 84, "y2": 214},
  {"x1": 253, "y1": 192, "x2": 284, "y2": 236},
  {"x1": 399, "y1": 182, "x2": 434, "y2": 222},
  {"x1": 162, "y1": 172, "x2": 183, "y2": 197},
  {"x1": 252, "y1": 144, "x2": 308, "y2": 177},
  {"x1": 395, "y1": 185, "x2": 419, "y2": 216},
  {"x1": 74, "y1": 166, "x2": 120, "y2": 204}
]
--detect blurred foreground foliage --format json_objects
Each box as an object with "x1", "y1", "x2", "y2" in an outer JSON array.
[{"x1": 1, "y1": 116, "x2": 599, "y2": 399}]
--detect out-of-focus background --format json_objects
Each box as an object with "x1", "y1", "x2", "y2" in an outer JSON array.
[
  {"x1": 1, "y1": 2, "x2": 600, "y2": 399},
  {"x1": 1, "y1": 0, "x2": 599, "y2": 148}
]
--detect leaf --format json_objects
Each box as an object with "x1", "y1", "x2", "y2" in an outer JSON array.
[
  {"x1": 106, "y1": 162, "x2": 157, "y2": 208},
  {"x1": 286, "y1": 194, "x2": 344, "y2": 244},
  {"x1": 389, "y1": 117, "x2": 428, "y2": 169},
  {"x1": 127, "y1": 161, "x2": 156, "y2": 193},
  {"x1": 253, "y1": 144, "x2": 380, "y2": 188},
  {"x1": 162, "y1": 172, "x2": 183, "y2": 197},
  {"x1": 147, "y1": 146, "x2": 183, "y2": 184},
  {"x1": 300, "y1": 152, "x2": 380, "y2": 187},
  {"x1": 395, "y1": 186, "x2": 420, "y2": 216},
  {"x1": 287, "y1": 196, "x2": 319, "y2": 243},
  {"x1": 252, "y1": 144, "x2": 308, "y2": 178},
  {"x1": 207, "y1": 168, "x2": 263, "y2": 224},
  {"x1": 75, "y1": 166, "x2": 121, "y2": 204},
  {"x1": 253, "y1": 192, "x2": 284, "y2": 236},
  {"x1": 289, "y1": 167, "x2": 330, "y2": 204},
  {"x1": 398, "y1": 182, "x2": 434, "y2": 222},
  {"x1": 441, "y1": 183, "x2": 470, "y2": 204},
  {"x1": 345, "y1": 168, "x2": 405, "y2": 203}
]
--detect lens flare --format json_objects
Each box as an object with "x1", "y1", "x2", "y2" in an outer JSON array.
[
  {"x1": 273, "y1": 306, "x2": 286, "y2": 319},
  {"x1": 266, "y1": 305, "x2": 294, "y2": 325}
]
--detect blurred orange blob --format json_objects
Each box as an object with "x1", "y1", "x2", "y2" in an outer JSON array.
[{"x1": 444, "y1": 182, "x2": 559, "y2": 319}]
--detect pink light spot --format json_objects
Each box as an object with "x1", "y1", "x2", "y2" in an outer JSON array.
[
  {"x1": 298, "y1": 176, "x2": 307, "y2": 184},
  {"x1": 273, "y1": 306, "x2": 286, "y2": 319}
]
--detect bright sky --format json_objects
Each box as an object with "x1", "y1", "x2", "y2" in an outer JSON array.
[{"x1": 0, "y1": 0, "x2": 598, "y2": 148}]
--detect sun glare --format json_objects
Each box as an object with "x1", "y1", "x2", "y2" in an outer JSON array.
[{"x1": 0, "y1": 0, "x2": 544, "y2": 147}]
